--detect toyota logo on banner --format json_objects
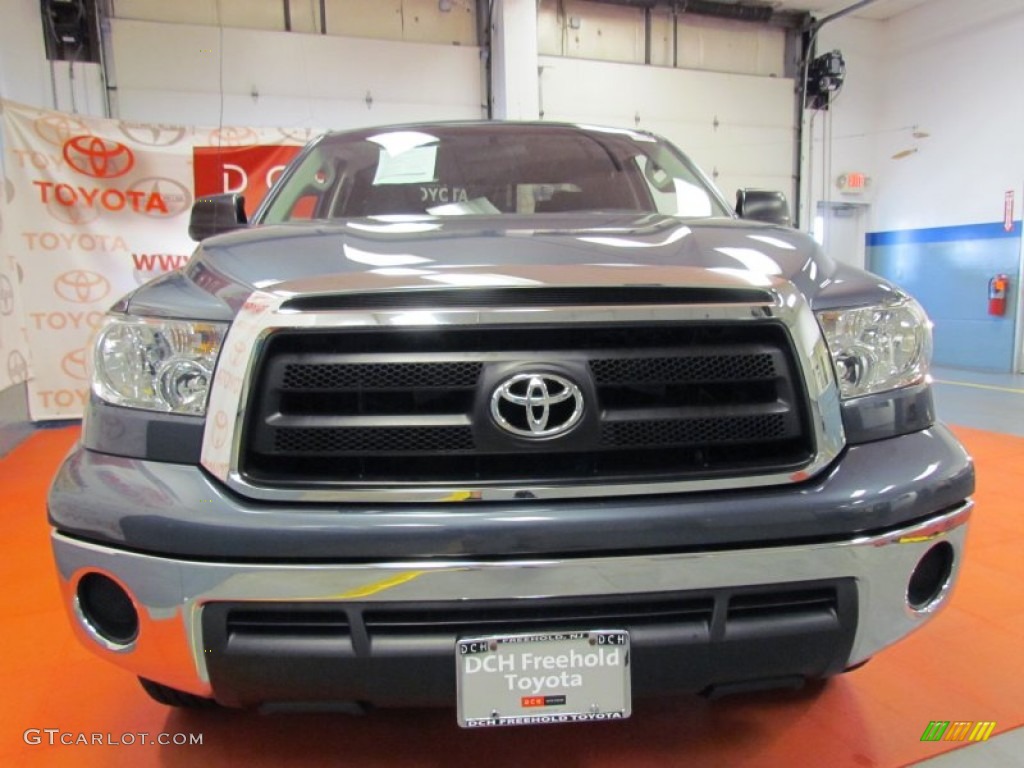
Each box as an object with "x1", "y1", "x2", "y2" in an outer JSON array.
[
  {"x1": 212, "y1": 410, "x2": 230, "y2": 449},
  {"x1": 62, "y1": 135, "x2": 136, "y2": 179},
  {"x1": 33, "y1": 114, "x2": 90, "y2": 146},
  {"x1": 61, "y1": 348, "x2": 89, "y2": 381},
  {"x1": 118, "y1": 121, "x2": 188, "y2": 147},
  {"x1": 54, "y1": 270, "x2": 111, "y2": 304},
  {"x1": 207, "y1": 126, "x2": 259, "y2": 147}
]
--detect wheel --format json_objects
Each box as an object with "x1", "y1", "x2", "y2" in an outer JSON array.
[{"x1": 138, "y1": 677, "x2": 219, "y2": 708}]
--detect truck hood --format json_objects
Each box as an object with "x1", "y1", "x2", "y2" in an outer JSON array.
[{"x1": 124, "y1": 213, "x2": 897, "y2": 321}]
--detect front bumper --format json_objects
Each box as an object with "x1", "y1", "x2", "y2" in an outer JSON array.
[
  {"x1": 52, "y1": 500, "x2": 971, "y2": 706},
  {"x1": 49, "y1": 425, "x2": 974, "y2": 560}
]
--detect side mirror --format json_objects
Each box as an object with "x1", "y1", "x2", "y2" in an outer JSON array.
[
  {"x1": 188, "y1": 193, "x2": 248, "y2": 241},
  {"x1": 735, "y1": 189, "x2": 791, "y2": 227}
]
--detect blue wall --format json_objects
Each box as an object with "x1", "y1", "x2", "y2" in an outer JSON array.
[{"x1": 867, "y1": 222, "x2": 1021, "y2": 372}]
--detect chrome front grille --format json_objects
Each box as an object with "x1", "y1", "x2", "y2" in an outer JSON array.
[
  {"x1": 272, "y1": 426, "x2": 476, "y2": 454},
  {"x1": 589, "y1": 352, "x2": 777, "y2": 384},
  {"x1": 240, "y1": 321, "x2": 813, "y2": 487},
  {"x1": 281, "y1": 361, "x2": 483, "y2": 390},
  {"x1": 599, "y1": 414, "x2": 789, "y2": 447}
]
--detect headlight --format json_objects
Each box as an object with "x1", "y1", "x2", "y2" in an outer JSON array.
[
  {"x1": 816, "y1": 297, "x2": 932, "y2": 399},
  {"x1": 92, "y1": 316, "x2": 227, "y2": 415}
]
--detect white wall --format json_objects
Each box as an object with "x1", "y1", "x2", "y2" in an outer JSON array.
[
  {"x1": 873, "y1": 0, "x2": 1024, "y2": 232},
  {"x1": 491, "y1": 0, "x2": 540, "y2": 120},
  {"x1": 0, "y1": 0, "x2": 105, "y2": 116},
  {"x1": 1, "y1": 1, "x2": 483, "y2": 127},
  {"x1": 536, "y1": 3, "x2": 795, "y2": 211},
  {"x1": 110, "y1": 19, "x2": 484, "y2": 128},
  {"x1": 112, "y1": 0, "x2": 477, "y2": 44},
  {"x1": 675, "y1": 14, "x2": 786, "y2": 77},
  {"x1": 539, "y1": 0, "x2": 647, "y2": 65},
  {"x1": 0, "y1": 0, "x2": 485, "y2": 430},
  {"x1": 805, "y1": 17, "x2": 884, "y2": 228},
  {"x1": 537, "y1": 0, "x2": 785, "y2": 76},
  {"x1": 810, "y1": 0, "x2": 1024, "y2": 372},
  {"x1": 810, "y1": 0, "x2": 1024, "y2": 234},
  {"x1": 322, "y1": 0, "x2": 476, "y2": 44},
  {"x1": 539, "y1": 56, "x2": 796, "y2": 206},
  {"x1": 0, "y1": 0, "x2": 55, "y2": 108}
]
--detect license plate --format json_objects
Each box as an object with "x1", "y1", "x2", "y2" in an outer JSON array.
[{"x1": 456, "y1": 630, "x2": 631, "y2": 728}]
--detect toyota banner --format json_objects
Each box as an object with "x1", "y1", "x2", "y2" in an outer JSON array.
[{"x1": 0, "y1": 99, "x2": 311, "y2": 419}]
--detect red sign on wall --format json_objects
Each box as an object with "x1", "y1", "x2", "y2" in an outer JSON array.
[{"x1": 193, "y1": 145, "x2": 303, "y2": 218}]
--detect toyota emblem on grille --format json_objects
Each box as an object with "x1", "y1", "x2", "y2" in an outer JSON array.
[{"x1": 490, "y1": 373, "x2": 584, "y2": 438}]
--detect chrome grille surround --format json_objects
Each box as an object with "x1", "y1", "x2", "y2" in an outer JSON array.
[{"x1": 200, "y1": 271, "x2": 844, "y2": 503}]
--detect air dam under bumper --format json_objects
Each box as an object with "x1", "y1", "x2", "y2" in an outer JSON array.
[{"x1": 52, "y1": 501, "x2": 971, "y2": 707}]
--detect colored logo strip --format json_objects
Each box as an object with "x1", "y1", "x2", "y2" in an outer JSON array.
[{"x1": 921, "y1": 721, "x2": 996, "y2": 742}]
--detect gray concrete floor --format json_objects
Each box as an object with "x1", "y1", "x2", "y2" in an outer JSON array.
[
  {"x1": 911, "y1": 365, "x2": 1023, "y2": 767},
  {"x1": 912, "y1": 728, "x2": 1024, "y2": 766},
  {"x1": 931, "y1": 366, "x2": 1024, "y2": 437}
]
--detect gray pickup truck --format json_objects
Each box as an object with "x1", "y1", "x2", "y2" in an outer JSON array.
[{"x1": 49, "y1": 122, "x2": 973, "y2": 726}]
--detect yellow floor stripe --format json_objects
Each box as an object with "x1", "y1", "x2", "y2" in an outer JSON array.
[{"x1": 933, "y1": 379, "x2": 1024, "y2": 395}]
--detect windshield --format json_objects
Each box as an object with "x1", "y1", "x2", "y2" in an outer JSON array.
[{"x1": 259, "y1": 124, "x2": 729, "y2": 223}]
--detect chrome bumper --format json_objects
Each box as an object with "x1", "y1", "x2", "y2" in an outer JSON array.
[{"x1": 52, "y1": 500, "x2": 972, "y2": 699}]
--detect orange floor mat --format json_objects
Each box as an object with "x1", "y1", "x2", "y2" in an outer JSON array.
[{"x1": 1, "y1": 425, "x2": 1020, "y2": 768}]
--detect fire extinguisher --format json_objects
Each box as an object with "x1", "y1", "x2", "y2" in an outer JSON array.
[{"x1": 988, "y1": 274, "x2": 1009, "y2": 316}]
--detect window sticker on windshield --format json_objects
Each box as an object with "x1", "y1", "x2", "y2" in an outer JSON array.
[
  {"x1": 674, "y1": 179, "x2": 712, "y2": 217},
  {"x1": 373, "y1": 145, "x2": 438, "y2": 185}
]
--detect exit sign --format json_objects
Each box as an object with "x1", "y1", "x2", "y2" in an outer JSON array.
[{"x1": 838, "y1": 172, "x2": 867, "y2": 192}]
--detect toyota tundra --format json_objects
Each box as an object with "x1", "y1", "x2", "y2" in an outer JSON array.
[{"x1": 48, "y1": 122, "x2": 974, "y2": 726}]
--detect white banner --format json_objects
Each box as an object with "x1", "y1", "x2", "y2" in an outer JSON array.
[
  {"x1": 0, "y1": 99, "x2": 313, "y2": 419},
  {"x1": 0, "y1": 102, "x2": 30, "y2": 396}
]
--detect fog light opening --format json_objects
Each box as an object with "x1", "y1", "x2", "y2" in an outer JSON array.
[
  {"x1": 907, "y1": 541, "x2": 954, "y2": 611},
  {"x1": 76, "y1": 573, "x2": 139, "y2": 647}
]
